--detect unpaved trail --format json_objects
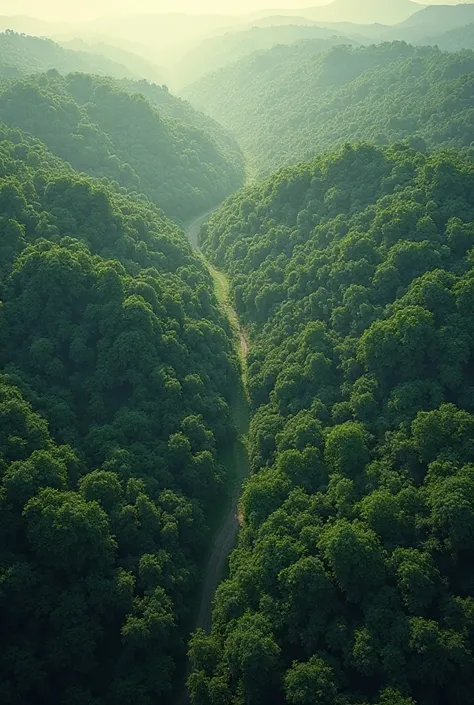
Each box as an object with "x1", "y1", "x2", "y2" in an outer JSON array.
[
  {"x1": 177, "y1": 210, "x2": 250, "y2": 705},
  {"x1": 186, "y1": 210, "x2": 248, "y2": 361}
]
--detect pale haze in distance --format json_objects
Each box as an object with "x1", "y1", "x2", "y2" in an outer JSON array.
[{"x1": 0, "y1": 0, "x2": 465, "y2": 21}]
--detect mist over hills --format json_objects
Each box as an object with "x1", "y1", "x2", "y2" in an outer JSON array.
[
  {"x1": 174, "y1": 25, "x2": 357, "y2": 87},
  {"x1": 399, "y1": 0, "x2": 474, "y2": 26},
  {"x1": 58, "y1": 38, "x2": 165, "y2": 83},
  {"x1": 1, "y1": 2, "x2": 474, "y2": 84},
  {"x1": 293, "y1": 0, "x2": 424, "y2": 24},
  {"x1": 0, "y1": 30, "x2": 146, "y2": 80},
  {"x1": 425, "y1": 21, "x2": 474, "y2": 49},
  {"x1": 388, "y1": 1, "x2": 474, "y2": 39}
]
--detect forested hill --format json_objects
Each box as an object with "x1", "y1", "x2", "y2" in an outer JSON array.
[
  {"x1": 183, "y1": 42, "x2": 474, "y2": 176},
  {"x1": 0, "y1": 31, "x2": 141, "y2": 80},
  {"x1": 117, "y1": 78, "x2": 244, "y2": 176},
  {"x1": 0, "y1": 72, "x2": 245, "y2": 221},
  {"x1": 189, "y1": 143, "x2": 474, "y2": 705},
  {"x1": 175, "y1": 28, "x2": 356, "y2": 87},
  {"x1": 0, "y1": 123, "x2": 241, "y2": 705}
]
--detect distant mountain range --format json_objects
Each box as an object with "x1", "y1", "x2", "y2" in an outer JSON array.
[
  {"x1": 425, "y1": 21, "x2": 474, "y2": 50},
  {"x1": 390, "y1": 2, "x2": 474, "y2": 38},
  {"x1": 174, "y1": 25, "x2": 358, "y2": 87}
]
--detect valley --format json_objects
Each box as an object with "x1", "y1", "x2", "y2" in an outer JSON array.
[{"x1": 0, "y1": 3, "x2": 474, "y2": 705}]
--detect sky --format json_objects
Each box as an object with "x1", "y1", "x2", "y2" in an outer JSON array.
[
  {"x1": 0, "y1": 0, "x2": 465, "y2": 22},
  {"x1": 3, "y1": 0, "x2": 322, "y2": 21}
]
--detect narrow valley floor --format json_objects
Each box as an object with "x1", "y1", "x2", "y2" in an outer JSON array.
[{"x1": 177, "y1": 210, "x2": 251, "y2": 704}]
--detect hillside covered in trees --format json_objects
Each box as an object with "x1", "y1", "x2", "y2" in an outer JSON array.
[
  {"x1": 183, "y1": 42, "x2": 474, "y2": 176},
  {"x1": 2, "y1": 5, "x2": 474, "y2": 705},
  {"x1": 189, "y1": 143, "x2": 474, "y2": 705},
  {"x1": 117, "y1": 78, "x2": 243, "y2": 175},
  {"x1": 0, "y1": 122, "x2": 242, "y2": 704},
  {"x1": 0, "y1": 71, "x2": 245, "y2": 220},
  {"x1": 0, "y1": 31, "x2": 143, "y2": 81}
]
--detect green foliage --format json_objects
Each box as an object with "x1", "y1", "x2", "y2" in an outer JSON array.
[
  {"x1": 0, "y1": 30, "x2": 143, "y2": 80},
  {"x1": 117, "y1": 77, "x2": 244, "y2": 181},
  {"x1": 0, "y1": 125, "x2": 240, "y2": 704},
  {"x1": 188, "y1": 144, "x2": 474, "y2": 705},
  {"x1": 184, "y1": 42, "x2": 474, "y2": 176},
  {"x1": 0, "y1": 71, "x2": 244, "y2": 221},
  {"x1": 285, "y1": 656, "x2": 338, "y2": 705}
]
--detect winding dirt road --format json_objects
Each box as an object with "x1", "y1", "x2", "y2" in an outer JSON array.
[
  {"x1": 186, "y1": 210, "x2": 248, "y2": 361},
  {"x1": 177, "y1": 210, "x2": 250, "y2": 704}
]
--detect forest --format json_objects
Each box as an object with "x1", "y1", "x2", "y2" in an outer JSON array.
[
  {"x1": 0, "y1": 70, "x2": 245, "y2": 221},
  {"x1": 1, "y1": 2, "x2": 474, "y2": 705},
  {"x1": 184, "y1": 42, "x2": 474, "y2": 175},
  {"x1": 191, "y1": 143, "x2": 474, "y2": 705},
  {"x1": 0, "y1": 124, "x2": 243, "y2": 704}
]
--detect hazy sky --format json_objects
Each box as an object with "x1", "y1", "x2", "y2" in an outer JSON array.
[
  {"x1": 0, "y1": 0, "x2": 421, "y2": 21},
  {"x1": 0, "y1": 0, "x2": 463, "y2": 22},
  {"x1": 3, "y1": 0, "x2": 319, "y2": 21}
]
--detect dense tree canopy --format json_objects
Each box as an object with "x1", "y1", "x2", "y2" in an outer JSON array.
[
  {"x1": 188, "y1": 143, "x2": 474, "y2": 705},
  {"x1": 2, "y1": 13, "x2": 474, "y2": 705},
  {"x1": 184, "y1": 42, "x2": 474, "y2": 176},
  {"x1": 0, "y1": 124, "x2": 241, "y2": 705},
  {"x1": 117, "y1": 78, "x2": 243, "y2": 175},
  {"x1": 0, "y1": 71, "x2": 245, "y2": 221}
]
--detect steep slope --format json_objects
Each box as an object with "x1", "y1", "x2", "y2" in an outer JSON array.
[
  {"x1": 0, "y1": 124, "x2": 241, "y2": 705},
  {"x1": 0, "y1": 72, "x2": 245, "y2": 220},
  {"x1": 188, "y1": 142, "x2": 474, "y2": 705},
  {"x1": 117, "y1": 78, "x2": 244, "y2": 178},
  {"x1": 184, "y1": 42, "x2": 474, "y2": 176},
  {"x1": 0, "y1": 31, "x2": 141, "y2": 80}
]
